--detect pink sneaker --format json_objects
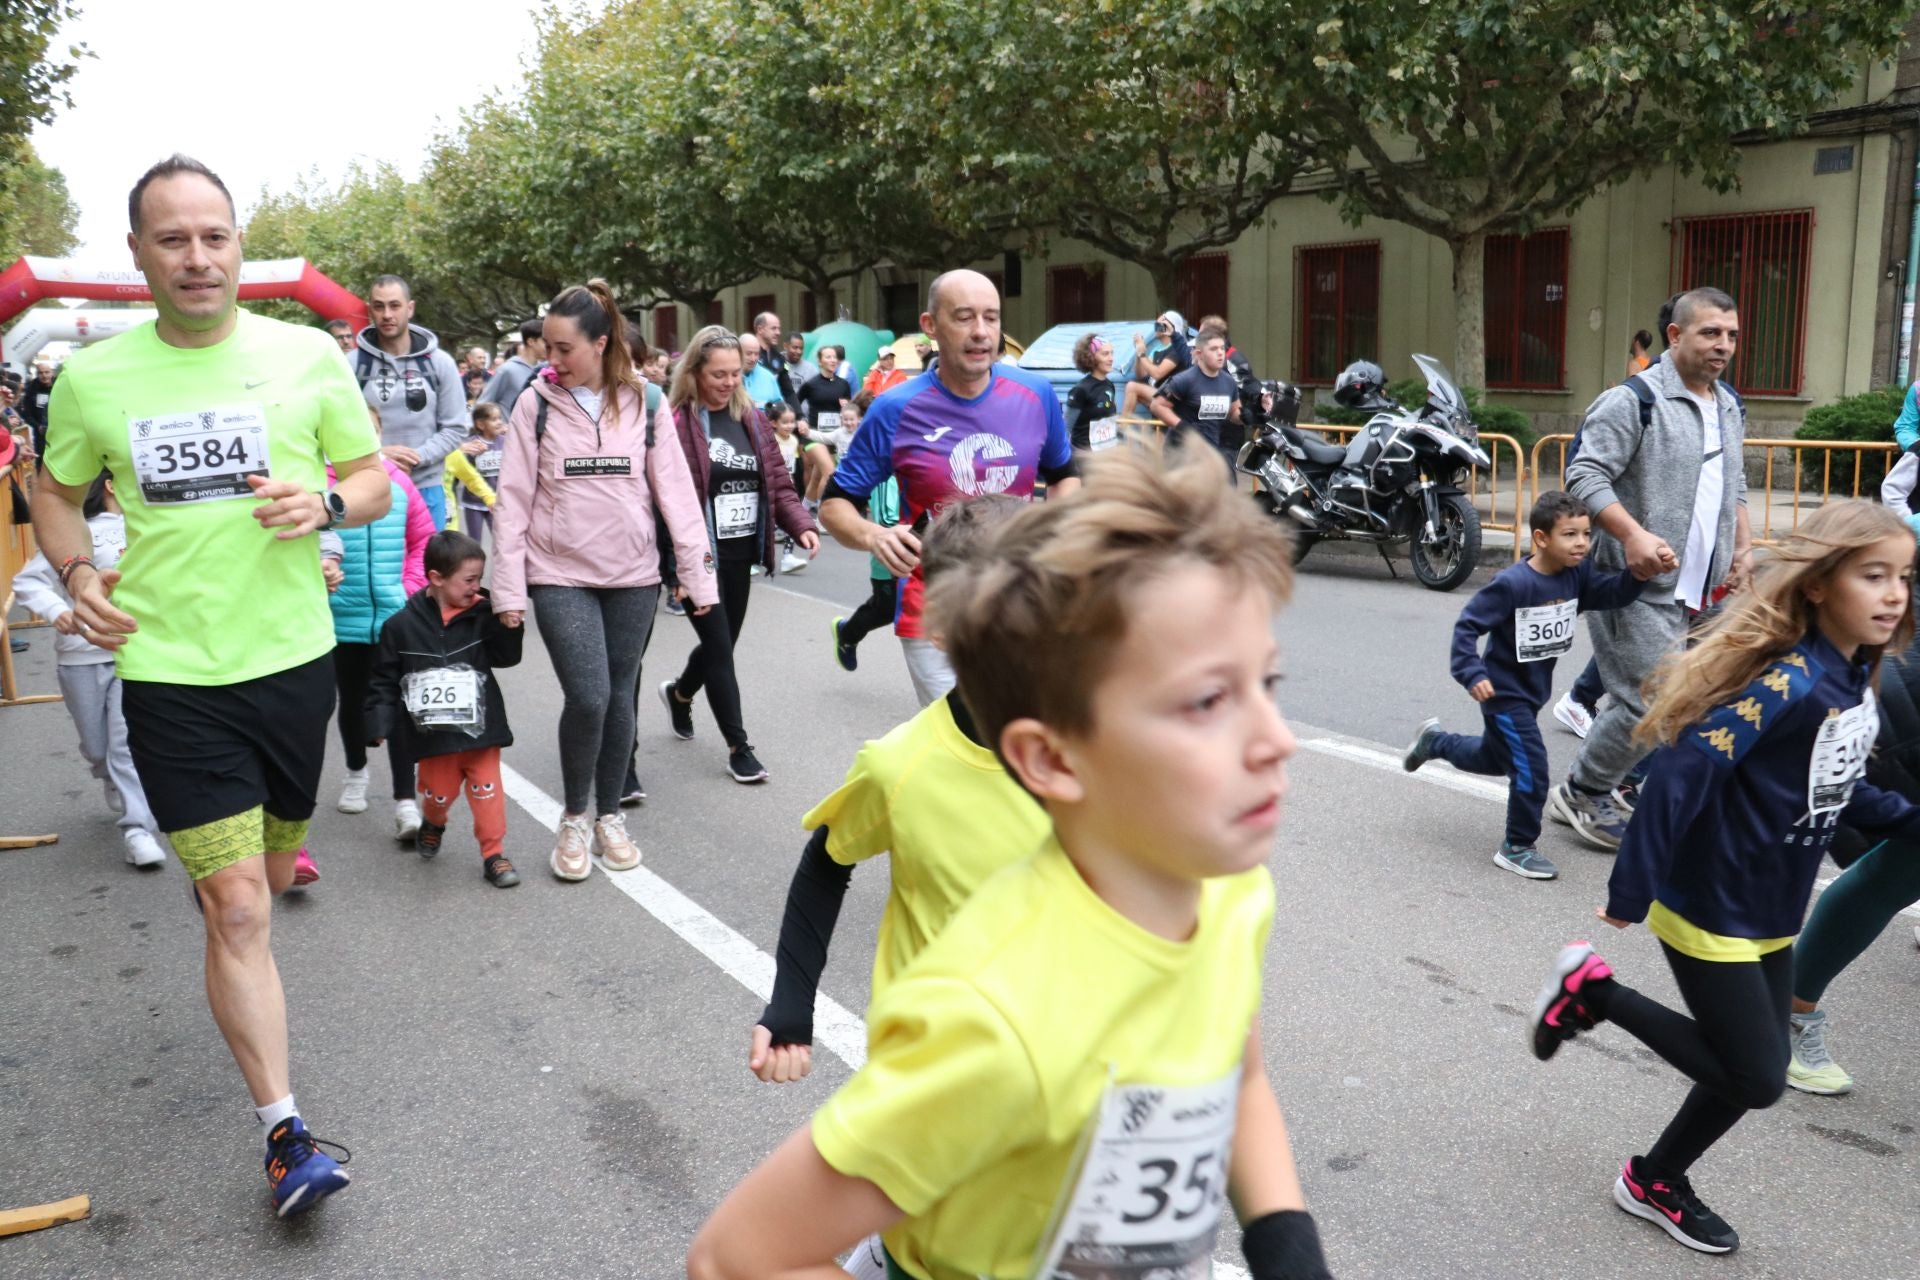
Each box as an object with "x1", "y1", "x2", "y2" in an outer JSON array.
[
  {"x1": 292, "y1": 847, "x2": 320, "y2": 887},
  {"x1": 1530, "y1": 941, "x2": 1612, "y2": 1060}
]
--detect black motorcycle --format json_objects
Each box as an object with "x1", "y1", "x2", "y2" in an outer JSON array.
[{"x1": 1238, "y1": 355, "x2": 1491, "y2": 592}]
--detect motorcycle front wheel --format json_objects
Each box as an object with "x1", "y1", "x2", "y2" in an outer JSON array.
[{"x1": 1409, "y1": 492, "x2": 1480, "y2": 591}]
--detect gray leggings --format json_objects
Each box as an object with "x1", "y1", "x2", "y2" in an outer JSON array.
[{"x1": 530, "y1": 584, "x2": 659, "y2": 816}]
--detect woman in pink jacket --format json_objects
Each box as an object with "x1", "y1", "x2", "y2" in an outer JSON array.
[{"x1": 491, "y1": 279, "x2": 718, "y2": 883}]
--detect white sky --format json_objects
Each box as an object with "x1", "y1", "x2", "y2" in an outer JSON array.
[{"x1": 30, "y1": 0, "x2": 585, "y2": 264}]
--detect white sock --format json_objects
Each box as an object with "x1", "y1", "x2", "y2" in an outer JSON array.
[
  {"x1": 256, "y1": 1094, "x2": 298, "y2": 1144},
  {"x1": 346, "y1": 767, "x2": 368, "y2": 779}
]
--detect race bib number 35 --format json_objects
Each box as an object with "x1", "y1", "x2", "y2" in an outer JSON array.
[
  {"x1": 1515, "y1": 599, "x2": 1578, "y2": 663},
  {"x1": 1035, "y1": 1070, "x2": 1240, "y2": 1279},
  {"x1": 1810, "y1": 691, "x2": 1877, "y2": 815},
  {"x1": 128, "y1": 403, "x2": 271, "y2": 504}
]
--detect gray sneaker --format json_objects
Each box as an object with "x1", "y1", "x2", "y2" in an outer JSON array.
[
  {"x1": 1546, "y1": 780, "x2": 1631, "y2": 850},
  {"x1": 1403, "y1": 718, "x2": 1441, "y2": 772},
  {"x1": 1786, "y1": 1009, "x2": 1854, "y2": 1095},
  {"x1": 1494, "y1": 841, "x2": 1559, "y2": 880}
]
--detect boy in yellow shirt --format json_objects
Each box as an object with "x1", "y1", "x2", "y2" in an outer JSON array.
[
  {"x1": 692, "y1": 447, "x2": 1332, "y2": 1280},
  {"x1": 750, "y1": 494, "x2": 1048, "y2": 1087}
]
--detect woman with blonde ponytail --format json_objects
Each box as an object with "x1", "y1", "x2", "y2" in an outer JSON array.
[
  {"x1": 1522, "y1": 500, "x2": 1920, "y2": 1255},
  {"x1": 491, "y1": 279, "x2": 718, "y2": 883}
]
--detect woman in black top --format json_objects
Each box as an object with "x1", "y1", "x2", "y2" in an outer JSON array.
[{"x1": 1065, "y1": 333, "x2": 1120, "y2": 453}]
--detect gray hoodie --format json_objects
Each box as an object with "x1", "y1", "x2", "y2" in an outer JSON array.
[
  {"x1": 352, "y1": 323, "x2": 470, "y2": 488},
  {"x1": 1564, "y1": 350, "x2": 1746, "y2": 599}
]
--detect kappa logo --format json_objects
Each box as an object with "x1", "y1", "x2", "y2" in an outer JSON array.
[
  {"x1": 947, "y1": 432, "x2": 1019, "y2": 496},
  {"x1": 198, "y1": 411, "x2": 215, "y2": 430},
  {"x1": 1119, "y1": 1089, "x2": 1164, "y2": 1135}
]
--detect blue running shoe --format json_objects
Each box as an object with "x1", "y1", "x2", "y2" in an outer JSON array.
[
  {"x1": 265, "y1": 1116, "x2": 351, "y2": 1218},
  {"x1": 1494, "y1": 841, "x2": 1558, "y2": 880},
  {"x1": 1402, "y1": 718, "x2": 1440, "y2": 772},
  {"x1": 831, "y1": 617, "x2": 857, "y2": 672}
]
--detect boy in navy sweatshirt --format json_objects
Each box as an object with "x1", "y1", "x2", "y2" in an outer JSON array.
[{"x1": 1404, "y1": 491, "x2": 1651, "y2": 879}]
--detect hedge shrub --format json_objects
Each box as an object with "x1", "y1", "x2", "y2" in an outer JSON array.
[{"x1": 1791, "y1": 384, "x2": 1905, "y2": 494}]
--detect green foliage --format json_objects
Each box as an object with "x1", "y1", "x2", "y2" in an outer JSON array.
[
  {"x1": 0, "y1": 141, "x2": 79, "y2": 260},
  {"x1": 1792, "y1": 384, "x2": 1905, "y2": 493},
  {"x1": 0, "y1": 1, "x2": 87, "y2": 149}
]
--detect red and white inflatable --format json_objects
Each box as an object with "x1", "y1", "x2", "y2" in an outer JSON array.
[
  {"x1": 0, "y1": 256, "x2": 366, "y2": 368},
  {"x1": 3, "y1": 307, "x2": 158, "y2": 373}
]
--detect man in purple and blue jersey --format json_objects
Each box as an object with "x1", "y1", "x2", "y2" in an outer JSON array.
[{"x1": 821, "y1": 269, "x2": 1079, "y2": 705}]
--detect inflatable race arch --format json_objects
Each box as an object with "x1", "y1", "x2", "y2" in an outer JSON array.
[{"x1": 0, "y1": 256, "x2": 366, "y2": 372}]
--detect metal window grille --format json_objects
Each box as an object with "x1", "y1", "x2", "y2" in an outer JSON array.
[
  {"x1": 802, "y1": 290, "x2": 819, "y2": 331},
  {"x1": 1047, "y1": 266, "x2": 1106, "y2": 326},
  {"x1": 653, "y1": 307, "x2": 679, "y2": 354},
  {"x1": 1295, "y1": 241, "x2": 1380, "y2": 384},
  {"x1": 1485, "y1": 228, "x2": 1569, "y2": 390},
  {"x1": 1678, "y1": 209, "x2": 1812, "y2": 396},
  {"x1": 705, "y1": 298, "x2": 726, "y2": 327},
  {"x1": 1814, "y1": 146, "x2": 1854, "y2": 175},
  {"x1": 745, "y1": 294, "x2": 776, "y2": 328},
  {"x1": 1177, "y1": 252, "x2": 1231, "y2": 327}
]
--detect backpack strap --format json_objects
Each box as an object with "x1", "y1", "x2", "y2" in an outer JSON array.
[{"x1": 1625, "y1": 373, "x2": 1657, "y2": 431}]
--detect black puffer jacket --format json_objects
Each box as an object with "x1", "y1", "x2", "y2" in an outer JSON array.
[
  {"x1": 367, "y1": 588, "x2": 523, "y2": 758},
  {"x1": 1838, "y1": 641, "x2": 1920, "y2": 865}
]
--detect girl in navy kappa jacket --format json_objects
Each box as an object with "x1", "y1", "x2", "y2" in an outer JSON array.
[{"x1": 1526, "y1": 500, "x2": 1920, "y2": 1256}]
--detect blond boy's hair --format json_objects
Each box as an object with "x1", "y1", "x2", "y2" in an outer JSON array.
[{"x1": 928, "y1": 446, "x2": 1294, "y2": 756}]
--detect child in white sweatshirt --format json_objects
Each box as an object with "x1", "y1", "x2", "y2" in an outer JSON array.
[{"x1": 12, "y1": 470, "x2": 165, "y2": 867}]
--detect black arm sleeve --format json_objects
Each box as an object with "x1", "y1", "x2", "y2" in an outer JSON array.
[
  {"x1": 1242, "y1": 1210, "x2": 1333, "y2": 1280},
  {"x1": 820, "y1": 477, "x2": 869, "y2": 517},
  {"x1": 1039, "y1": 453, "x2": 1080, "y2": 486},
  {"x1": 757, "y1": 825, "x2": 856, "y2": 1046}
]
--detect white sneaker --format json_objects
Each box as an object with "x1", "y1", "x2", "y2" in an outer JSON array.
[
  {"x1": 123, "y1": 829, "x2": 166, "y2": 868},
  {"x1": 394, "y1": 799, "x2": 423, "y2": 842},
  {"x1": 551, "y1": 815, "x2": 594, "y2": 881},
  {"x1": 779, "y1": 550, "x2": 808, "y2": 575},
  {"x1": 104, "y1": 777, "x2": 125, "y2": 815},
  {"x1": 337, "y1": 769, "x2": 370, "y2": 814},
  {"x1": 1552, "y1": 691, "x2": 1593, "y2": 738},
  {"x1": 594, "y1": 812, "x2": 642, "y2": 872}
]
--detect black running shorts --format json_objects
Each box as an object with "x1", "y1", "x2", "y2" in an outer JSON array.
[{"x1": 121, "y1": 653, "x2": 336, "y2": 833}]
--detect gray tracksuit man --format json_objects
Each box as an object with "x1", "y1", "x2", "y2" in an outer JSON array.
[
  {"x1": 1563, "y1": 350, "x2": 1747, "y2": 792},
  {"x1": 351, "y1": 323, "x2": 469, "y2": 492}
]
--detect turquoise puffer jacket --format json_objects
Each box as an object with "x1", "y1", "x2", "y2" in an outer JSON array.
[{"x1": 330, "y1": 471, "x2": 431, "y2": 645}]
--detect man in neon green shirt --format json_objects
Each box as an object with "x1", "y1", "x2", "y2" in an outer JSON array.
[{"x1": 31, "y1": 154, "x2": 391, "y2": 1219}]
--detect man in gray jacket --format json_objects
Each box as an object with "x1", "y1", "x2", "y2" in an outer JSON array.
[
  {"x1": 1548, "y1": 286, "x2": 1753, "y2": 849},
  {"x1": 478, "y1": 316, "x2": 546, "y2": 412},
  {"x1": 352, "y1": 273, "x2": 470, "y2": 529}
]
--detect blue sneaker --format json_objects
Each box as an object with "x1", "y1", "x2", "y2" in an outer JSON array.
[
  {"x1": 1402, "y1": 718, "x2": 1440, "y2": 772},
  {"x1": 265, "y1": 1116, "x2": 351, "y2": 1218},
  {"x1": 831, "y1": 617, "x2": 857, "y2": 672},
  {"x1": 1494, "y1": 841, "x2": 1558, "y2": 880}
]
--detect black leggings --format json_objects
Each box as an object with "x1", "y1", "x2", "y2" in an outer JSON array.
[
  {"x1": 1591, "y1": 943, "x2": 1793, "y2": 1176},
  {"x1": 674, "y1": 558, "x2": 754, "y2": 751},
  {"x1": 840, "y1": 577, "x2": 898, "y2": 647},
  {"x1": 332, "y1": 642, "x2": 416, "y2": 800}
]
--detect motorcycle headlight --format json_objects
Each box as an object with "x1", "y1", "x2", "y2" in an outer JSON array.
[{"x1": 1454, "y1": 414, "x2": 1479, "y2": 442}]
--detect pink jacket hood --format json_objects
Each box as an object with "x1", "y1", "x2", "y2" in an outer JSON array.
[{"x1": 488, "y1": 376, "x2": 718, "y2": 612}]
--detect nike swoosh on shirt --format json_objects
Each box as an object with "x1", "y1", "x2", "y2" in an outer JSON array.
[
  {"x1": 245, "y1": 379, "x2": 272, "y2": 389},
  {"x1": 922, "y1": 427, "x2": 952, "y2": 442}
]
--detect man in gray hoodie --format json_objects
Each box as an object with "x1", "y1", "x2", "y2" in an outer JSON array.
[
  {"x1": 352, "y1": 273, "x2": 470, "y2": 529},
  {"x1": 478, "y1": 316, "x2": 546, "y2": 412},
  {"x1": 1548, "y1": 286, "x2": 1752, "y2": 849}
]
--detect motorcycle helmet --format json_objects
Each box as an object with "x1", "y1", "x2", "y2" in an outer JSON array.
[{"x1": 1332, "y1": 360, "x2": 1386, "y2": 409}]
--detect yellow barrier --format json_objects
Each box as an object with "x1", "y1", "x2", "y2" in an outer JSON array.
[
  {"x1": 1529, "y1": 433, "x2": 1899, "y2": 545},
  {"x1": 1, "y1": 462, "x2": 62, "y2": 708}
]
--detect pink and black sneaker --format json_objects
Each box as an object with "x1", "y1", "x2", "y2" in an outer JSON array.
[
  {"x1": 1614, "y1": 1156, "x2": 1738, "y2": 1253},
  {"x1": 292, "y1": 847, "x2": 319, "y2": 887},
  {"x1": 1530, "y1": 941, "x2": 1612, "y2": 1060}
]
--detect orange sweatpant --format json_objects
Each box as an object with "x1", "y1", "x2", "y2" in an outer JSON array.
[{"x1": 416, "y1": 746, "x2": 506, "y2": 858}]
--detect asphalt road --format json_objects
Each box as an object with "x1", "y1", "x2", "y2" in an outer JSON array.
[{"x1": 4, "y1": 541, "x2": 1916, "y2": 1279}]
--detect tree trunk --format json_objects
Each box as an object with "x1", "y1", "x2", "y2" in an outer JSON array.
[
  {"x1": 1145, "y1": 256, "x2": 1179, "y2": 313},
  {"x1": 1448, "y1": 232, "x2": 1488, "y2": 391}
]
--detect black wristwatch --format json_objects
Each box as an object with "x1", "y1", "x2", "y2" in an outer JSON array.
[{"x1": 321, "y1": 489, "x2": 348, "y2": 529}]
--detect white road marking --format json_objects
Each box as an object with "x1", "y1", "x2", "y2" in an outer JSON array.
[{"x1": 499, "y1": 762, "x2": 869, "y2": 1070}]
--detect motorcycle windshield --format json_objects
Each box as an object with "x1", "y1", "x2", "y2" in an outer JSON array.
[{"x1": 1413, "y1": 354, "x2": 1471, "y2": 425}]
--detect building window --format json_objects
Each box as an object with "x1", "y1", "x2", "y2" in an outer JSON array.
[
  {"x1": 706, "y1": 298, "x2": 726, "y2": 327},
  {"x1": 801, "y1": 291, "x2": 819, "y2": 331},
  {"x1": 1484, "y1": 228, "x2": 1569, "y2": 390},
  {"x1": 745, "y1": 293, "x2": 776, "y2": 330},
  {"x1": 653, "y1": 307, "x2": 679, "y2": 354},
  {"x1": 1678, "y1": 209, "x2": 1811, "y2": 396},
  {"x1": 1295, "y1": 241, "x2": 1379, "y2": 384},
  {"x1": 1177, "y1": 252, "x2": 1230, "y2": 327},
  {"x1": 1047, "y1": 265, "x2": 1106, "y2": 326},
  {"x1": 882, "y1": 283, "x2": 919, "y2": 339}
]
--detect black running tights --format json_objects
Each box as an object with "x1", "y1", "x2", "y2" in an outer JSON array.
[
  {"x1": 333, "y1": 642, "x2": 416, "y2": 800},
  {"x1": 1589, "y1": 942, "x2": 1793, "y2": 1176}
]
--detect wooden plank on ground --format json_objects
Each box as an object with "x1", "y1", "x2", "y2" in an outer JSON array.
[
  {"x1": 0, "y1": 1194, "x2": 91, "y2": 1237},
  {"x1": 0, "y1": 834, "x2": 58, "y2": 849}
]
